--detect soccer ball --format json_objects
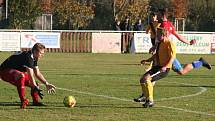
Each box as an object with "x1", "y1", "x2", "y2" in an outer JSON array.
[{"x1": 63, "y1": 96, "x2": 76, "y2": 107}]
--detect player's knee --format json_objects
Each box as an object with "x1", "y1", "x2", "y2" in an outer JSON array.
[
  {"x1": 145, "y1": 75, "x2": 152, "y2": 81},
  {"x1": 15, "y1": 73, "x2": 25, "y2": 81},
  {"x1": 140, "y1": 75, "x2": 151, "y2": 83},
  {"x1": 177, "y1": 71, "x2": 183, "y2": 75}
]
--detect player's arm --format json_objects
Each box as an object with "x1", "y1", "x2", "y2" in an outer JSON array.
[
  {"x1": 172, "y1": 28, "x2": 196, "y2": 45},
  {"x1": 141, "y1": 54, "x2": 156, "y2": 65},
  {"x1": 25, "y1": 67, "x2": 45, "y2": 99},
  {"x1": 34, "y1": 66, "x2": 56, "y2": 94},
  {"x1": 26, "y1": 67, "x2": 37, "y2": 87}
]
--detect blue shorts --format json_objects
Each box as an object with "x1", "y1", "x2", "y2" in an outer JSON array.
[{"x1": 172, "y1": 58, "x2": 183, "y2": 72}]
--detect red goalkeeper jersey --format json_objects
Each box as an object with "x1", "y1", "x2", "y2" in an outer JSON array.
[{"x1": 160, "y1": 20, "x2": 176, "y2": 36}]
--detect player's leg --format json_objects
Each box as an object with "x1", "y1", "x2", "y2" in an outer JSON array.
[
  {"x1": 173, "y1": 58, "x2": 196, "y2": 75},
  {"x1": 142, "y1": 67, "x2": 170, "y2": 108},
  {"x1": 133, "y1": 67, "x2": 159, "y2": 103},
  {"x1": 24, "y1": 75, "x2": 46, "y2": 106},
  {"x1": 142, "y1": 75, "x2": 154, "y2": 108},
  {"x1": 177, "y1": 64, "x2": 193, "y2": 75},
  {"x1": 173, "y1": 58, "x2": 211, "y2": 75},
  {"x1": 133, "y1": 76, "x2": 148, "y2": 102},
  {"x1": 172, "y1": 58, "x2": 183, "y2": 74},
  {"x1": 180, "y1": 57, "x2": 211, "y2": 74},
  {"x1": 0, "y1": 69, "x2": 29, "y2": 108},
  {"x1": 197, "y1": 57, "x2": 212, "y2": 69}
]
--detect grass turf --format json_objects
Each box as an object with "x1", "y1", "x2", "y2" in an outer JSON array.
[{"x1": 0, "y1": 52, "x2": 215, "y2": 121}]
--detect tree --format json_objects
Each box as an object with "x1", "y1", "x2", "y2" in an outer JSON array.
[
  {"x1": 186, "y1": 0, "x2": 215, "y2": 31},
  {"x1": 52, "y1": 0, "x2": 95, "y2": 30},
  {"x1": 173, "y1": 0, "x2": 187, "y2": 18},
  {"x1": 41, "y1": 0, "x2": 52, "y2": 14},
  {"x1": 149, "y1": 0, "x2": 174, "y2": 21},
  {"x1": 173, "y1": 0, "x2": 188, "y2": 31},
  {"x1": 7, "y1": 0, "x2": 42, "y2": 29},
  {"x1": 113, "y1": 0, "x2": 149, "y2": 25},
  {"x1": 88, "y1": 0, "x2": 149, "y2": 30}
]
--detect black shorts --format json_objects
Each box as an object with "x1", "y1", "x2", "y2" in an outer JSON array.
[{"x1": 143, "y1": 66, "x2": 170, "y2": 82}]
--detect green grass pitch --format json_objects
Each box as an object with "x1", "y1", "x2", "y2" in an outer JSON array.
[{"x1": 0, "y1": 52, "x2": 215, "y2": 121}]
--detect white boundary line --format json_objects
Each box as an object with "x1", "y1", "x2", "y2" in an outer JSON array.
[
  {"x1": 156, "y1": 81, "x2": 207, "y2": 101},
  {"x1": 56, "y1": 82, "x2": 215, "y2": 117}
]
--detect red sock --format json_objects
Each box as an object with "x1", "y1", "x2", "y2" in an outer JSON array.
[{"x1": 17, "y1": 77, "x2": 26, "y2": 102}]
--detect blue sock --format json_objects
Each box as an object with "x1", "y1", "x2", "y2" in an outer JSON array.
[{"x1": 192, "y1": 61, "x2": 203, "y2": 69}]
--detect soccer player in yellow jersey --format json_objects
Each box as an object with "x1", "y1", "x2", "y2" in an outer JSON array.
[{"x1": 134, "y1": 28, "x2": 176, "y2": 108}]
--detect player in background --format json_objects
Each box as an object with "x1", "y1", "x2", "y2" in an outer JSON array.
[
  {"x1": 135, "y1": 28, "x2": 176, "y2": 108},
  {"x1": 156, "y1": 8, "x2": 212, "y2": 74},
  {"x1": 145, "y1": 8, "x2": 196, "y2": 72},
  {"x1": 0, "y1": 43, "x2": 56, "y2": 109},
  {"x1": 134, "y1": 8, "x2": 212, "y2": 103},
  {"x1": 146, "y1": 12, "x2": 160, "y2": 47}
]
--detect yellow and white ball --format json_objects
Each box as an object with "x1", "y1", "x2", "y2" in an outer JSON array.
[{"x1": 63, "y1": 96, "x2": 76, "y2": 107}]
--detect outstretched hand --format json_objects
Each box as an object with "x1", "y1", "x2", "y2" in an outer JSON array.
[
  {"x1": 46, "y1": 83, "x2": 56, "y2": 94},
  {"x1": 190, "y1": 39, "x2": 196, "y2": 45},
  {"x1": 140, "y1": 60, "x2": 147, "y2": 65}
]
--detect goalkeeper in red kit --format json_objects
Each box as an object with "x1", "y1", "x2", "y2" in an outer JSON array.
[{"x1": 0, "y1": 43, "x2": 56, "y2": 109}]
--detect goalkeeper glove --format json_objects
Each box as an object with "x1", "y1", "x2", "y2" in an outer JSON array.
[{"x1": 34, "y1": 86, "x2": 44, "y2": 99}]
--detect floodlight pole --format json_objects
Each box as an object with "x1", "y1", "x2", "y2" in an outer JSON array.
[{"x1": 5, "y1": 0, "x2": 8, "y2": 19}]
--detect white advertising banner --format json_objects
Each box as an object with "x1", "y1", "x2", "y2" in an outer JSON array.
[
  {"x1": 0, "y1": 32, "x2": 20, "y2": 51},
  {"x1": 132, "y1": 33, "x2": 212, "y2": 54},
  {"x1": 92, "y1": 33, "x2": 121, "y2": 53},
  {"x1": 130, "y1": 33, "x2": 152, "y2": 53},
  {"x1": 21, "y1": 32, "x2": 60, "y2": 48},
  {"x1": 170, "y1": 34, "x2": 212, "y2": 54}
]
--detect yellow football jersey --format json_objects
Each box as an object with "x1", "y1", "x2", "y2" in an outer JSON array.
[{"x1": 158, "y1": 39, "x2": 176, "y2": 68}]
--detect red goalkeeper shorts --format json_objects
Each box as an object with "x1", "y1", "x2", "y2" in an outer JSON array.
[{"x1": 0, "y1": 69, "x2": 30, "y2": 86}]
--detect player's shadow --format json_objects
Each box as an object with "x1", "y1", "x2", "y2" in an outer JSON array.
[
  {"x1": 0, "y1": 102, "x2": 20, "y2": 106},
  {"x1": 168, "y1": 75, "x2": 215, "y2": 79},
  {"x1": 76, "y1": 103, "x2": 142, "y2": 109},
  {"x1": 0, "y1": 101, "x2": 145, "y2": 109},
  {"x1": 28, "y1": 102, "x2": 143, "y2": 109},
  {"x1": 53, "y1": 73, "x2": 139, "y2": 76}
]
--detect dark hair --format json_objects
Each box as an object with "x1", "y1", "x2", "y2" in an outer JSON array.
[
  {"x1": 32, "y1": 43, "x2": 46, "y2": 52},
  {"x1": 158, "y1": 8, "x2": 167, "y2": 16},
  {"x1": 151, "y1": 12, "x2": 156, "y2": 17}
]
